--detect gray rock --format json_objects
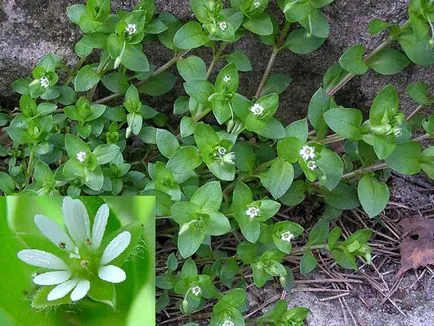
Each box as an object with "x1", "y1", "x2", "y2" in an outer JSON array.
[{"x1": 0, "y1": 0, "x2": 433, "y2": 121}]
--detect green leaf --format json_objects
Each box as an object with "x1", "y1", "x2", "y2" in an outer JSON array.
[
  {"x1": 277, "y1": 137, "x2": 303, "y2": 163},
  {"x1": 0, "y1": 173, "x2": 15, "y2": 194},
  {"x1": 399, "y1": 30, "x2": 434, "y2": 66},
  {"x1": 177, "y1": 55, "x2": 207, "y2": 81},
  {"x1": 316, "y1": 148, "x2": 344, "y2": 191},
  {"x1": 260, "y1": 158, "x2": 294, "y2": 199},
  {"x1": 300, "y1": 9, "x2": 330, "y2": 38},
  {"x1": 407, "y1": 81, "x2": 433, "y2": 105},
  {"x1": 284, "y1": 28, "x2": 326, "y2": 54},
  {"x1": 158, "y1": 12, "x2": 182, "y2": 50},
  {"x1": 367, "y1": 48, "x2": 410, "y2": 75},
  {"x1": 166, "y1": 146, "x2": 202, "y2": 183},
  {"x1": 191, "y1": 181, "x2": 222, "y2": 211},
  {"x1": 65, "y1": 134, "x2": 90, "y2": 158},
  {"x1": 174, "y1": 21, "x2": 209, "y2": 49},
  {"x1": 243, "y1": 12, "x2": 273, "y2": 35},
  {"x1": 138, "y1": 71, "x2": 176, "y2": 96},
  {"x1": 369, "y1": 85, "x2": 399, "y2": 125},
  {"x1": 74, "y1": 65, "x2": 100, "y2": 92},
  {"x1": 339, "y1": 44, "x2": 369, "y2": 74},
  {"x1": 184, "y1": 80, "x2": 214, "y2": 104},
  {"x1": 323, "y1": 182, "x2": 360, "y2": 210},
  {"x1": 368, "y1": 18, "x2": 394, "y2": 36},
  {"x1": 324, "y1": 108, "x2": 363, "y2": 140},
  {"x1": 178, "y1": 222, "x2": 205, "y2": 258},
  {"x1": 122, "y1": 44, "x2": 150, "y2": 72},
  {"x1": 300, "y1": 250, "x2": 317, "y2": 275},
  {"x1": 357, "y1": 175, "x2": 390, "y2": 218},
  {"x1": 226, "y1": 50, "x2": 252, "y2": 72},
  {"x1": 102, "y1": 72, "x2": 129, "y2": 94},
  {"x1": 308, "y1": 87, "x2": 330, "y2": 139},
  {"x1": 93, "y1": 144, "x2": 120, "y2": 165},
  {"x1": 156, "y1": 129, "x2": 180, "y2": 158},
  {"x1": 385, "y1": 142, "x2": 422, "y2": 175},
  {"x1": 421, "y1": 147, "x2": 434, "y2": 179},
  {"x1": 260, "y1": 73, "x2": 292, "y2": 97}
]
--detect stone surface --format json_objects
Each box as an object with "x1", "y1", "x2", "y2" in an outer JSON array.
[{"x1": 0, "y1": 0, "x2": 433, "y2": 121}]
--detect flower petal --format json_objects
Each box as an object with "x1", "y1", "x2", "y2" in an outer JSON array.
[
  {"x1": 34, "y1": 215, "x2": 75, "y2": 252},
  {"x1": 91, "y1": 204, "x2": 109, "y2": 251},
  {"x1": 100, "y1": 231, "x2": 131, "y2": 265},
  {"x1": 17, "y1": 249, "x2": 68, "y2": 270},
  {"x1": 33, "y1": 271, "x2": 71, "y2": 285},
  {"x1": 70, "y1": 279, "x2": 90, "y2": 301},
  {"x1": 47, "y1": 279, "x2": 78, "y2": 301},
  {"x1": 63, "y1": 197, "x2": 90, "y2": 245},
  {"x1": 98, "y1": 265, "x2": 126, "y2": 283}
]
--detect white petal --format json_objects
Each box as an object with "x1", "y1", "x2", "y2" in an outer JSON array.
[
  {"x1": 100, "y1": 231, "x2": 131, "y2": 265},
  {"x1": 98, "y1": 265, "x2": 126, "y2": 283},
  {"x1": 33, "y1": 271, "x2": 71, "y2": 285},
  {"x1": 34, "y1": 215, "x2": 75, "y2": 251},
  {"x1": 17, "y1": 249, "x2": 68, "y2": 270},
  {"x1": 63, "y1": 197, "x2": 90, "y2": 245},
  {"x1": 91, "y1": 204, "x2": 109, "y2": 251},
  {"x1": 47, "y1": 279, "x2": 78, "y2": 301},
  {"x1": 70, "y1": 279, "x2": 90, "y2": 301}
]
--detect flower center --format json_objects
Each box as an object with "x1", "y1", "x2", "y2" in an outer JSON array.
[
  {"x1": 223, "y1": 75, "x2": 231, "y2": 83},
  {"x1": 281, "y1": 231, "x2": 294, "y2": 242},
  {"x1": 40, "y1": 77, "x2": 50, "y2": 88},
  {"x1": 250, "y1": 103, "x2": 265, "y2": 116},
  {"x1": 246, "y1": 206, "x2": 261, "y2": 219},
  {"x1": 191, "y1": 285, "x2": 201, "y2": 296},
  {"x1": 219, "y1": 21, "x2": 228, "y2": 31},
  {"x1": 126, "y1": 23, "x2": 137, "y2": 35},
  {"x1": 76, "y1": 151, "x2": 87, "y2": 163},
  {"x1": 217, "y1": 146, "x2": 227, "y2": 156}
]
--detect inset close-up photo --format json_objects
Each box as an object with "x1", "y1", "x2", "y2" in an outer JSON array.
[{"x1": 0, "y1": 196, "x2": 155, "y2": 326}]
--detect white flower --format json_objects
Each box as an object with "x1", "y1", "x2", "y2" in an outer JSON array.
[
  {"x1": 223, "y1": 152, "x2": 236, "y2": 165},
  {"x1": 17, "y1": 197, "x2": 132, "y2": 302},
  {"x1": 281, "y1": 231, "x2": 294, "y2": 242},
  {"x1": 299, "y1": 145, "x2": 316, "y2": 161},
  {"x1": 217, "y1": 146, "x2": 227, "y2": 156},
  {"x1": 245, "y1": 206, "x2": 261, "y2": 219},
  {"x1": 393, "y1": 127, "x2": 402, "y2": 137},
  {"x1": 307, "y1": 160, "x2": 317, "y2": 170},
  {"x1": 250, "y1": 103, "x2": 265, "y2": 116},
  {"x1": 126, "y1": 23, "x2": 137, "y2": 35},
  {"x1": 223, "y1": 75, "x2": 231, "y2": 83},
  {"x1": 222, "y1": 321, "x2": 235, "y2": 326},
  {"x1": 191, "y1": 285, "x2": 201, "y2": 296},
  {"x1": 76, "y1": 151, "x2": 87, "y2": 163},
  {"x1": 219, "y1": 21, "x2": 228, "y2": 31},
  {"x1": 40, "y1": 77, "x2": 50, "y2": 88}
]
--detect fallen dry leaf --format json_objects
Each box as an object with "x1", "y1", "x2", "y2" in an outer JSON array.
[{"x1": 397, "y1": 216, "x2": 434, "y2": 278}]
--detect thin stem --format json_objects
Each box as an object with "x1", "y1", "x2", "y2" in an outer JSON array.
[
  {"x1": 25, "y1": 147, "x2": 35, "y2": 185},
  {"x1": 341, "y1": 162, "x2": 389, "y2": 179},
  {"x1": 255, "y1": 22, "x2": 291, "y2": 98},
  {"x1": 94, "y1": 50, "x2": 190, "y2": 104},
  {"x1": 406, "y1": 104, "x2": 424, "y2": 120},
  {"x1": 206, "y1": 42, "x2": 227, "y2": 79}
]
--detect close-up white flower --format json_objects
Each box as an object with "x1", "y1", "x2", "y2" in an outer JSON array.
[
  {"x1": 218, "y1": 21, "x2": 228, "y2": 31},
  {"x1": 307, "y1": 160, "x2": 318, "y2": 170},
  {"x1": 39, "y1": 77, "x2": 50, "y2": 88},
  {"x1": 191, "y1": 285, "x2": 201, "y2": 296},
  {"x1": 17, "y1": 197, "x2": 132, "y2": 302},
  {"x1": 223, "y1": 75, "x2": 231, "y2": 83},
  {"x1": 222, "y1": 152, "x2": 236, "y2": 165},
  {"x1": 221, "y1": 320, "x2": 235, "y2": 326},
  {"x1": 245, "y1": 206, "x2": 261, "y2": 219},
  {"x1": 280, "y1": 231, "x2": 294, "y2": 242},
  {"x1": 299, "y1": 145, "x2": 316, "y2": 161},
  {"x1": 126, "y1": 23, "x2": 137, "y2": 35},
  {"x1": 76, "y1": 151, "x2": 87, "y2": 163},
  {"x1": 250, "y1": 103, "x2": 265, "y2": 116}
]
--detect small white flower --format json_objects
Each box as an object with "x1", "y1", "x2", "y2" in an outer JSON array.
[
  {"x1": 222, "y1": 321, "x2": 235, "y2": 326},
  {"x1": 40, "y1": 77, "x2": 50, "y2": 88},
  {"x1": 17, "y1": 197, "x2": 132, "y2": 302},
  {"x1": 76, "y1": 151, "x2": 87, "y2": 163},
  {"x1": 250, "y1": 103, "x2": 265, "y2": 116},
  {"x1": 307, "y1": 160, "x2": 317, "y2": 170},
  {"x1": 223, "y1": 152, "x2": 236, "y2": 165},
  {"x1": 219, "y1": 21, "x2": 228, "y2": 31},
  {"x1": 191, "y1": 285, "x2": 201, "y2": 296},
  {"x1": 245, "y1": 206, "x2": 261, "y2": 219},
  {"x1": 217, "y1": 146, "x2": 227, "y2": 156},
  {"x1": 299, "y1": 145, "x2": 316, "y2": 161},
  {"x1": 254, "y1": 1, "x2": 261, "y2": 8},
  {"x1": 281, "y1": 231, "x2": 294, "y2": 242},
  {"x1": 126, "y1": 23, "x2": 137, "y2": 35},
  {"x1": 393, "y1": 128, "x2": 402, "y2": 137},
  {"x1": 223, "y1": 75, "x2": 231, "y2": 83}
]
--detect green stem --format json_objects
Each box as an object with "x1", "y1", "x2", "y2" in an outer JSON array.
[
  {"x1": 25, "y1": 146, "x2": 35, "y2": 185},
  {"x1": 255, "y1": 22, "x2": 291, "y2": 99},
  {"x1": 206, "y1": 42, "x2": 227, "y2": 79}
]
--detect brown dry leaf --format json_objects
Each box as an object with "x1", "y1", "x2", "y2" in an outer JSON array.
[{"x1": 397, "y1": 216, "x2": 434, "y2": 278}]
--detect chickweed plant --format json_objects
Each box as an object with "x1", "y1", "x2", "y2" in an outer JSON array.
[{"x1": 0, "y1": 0, "x2": 433, "y2": 324}]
